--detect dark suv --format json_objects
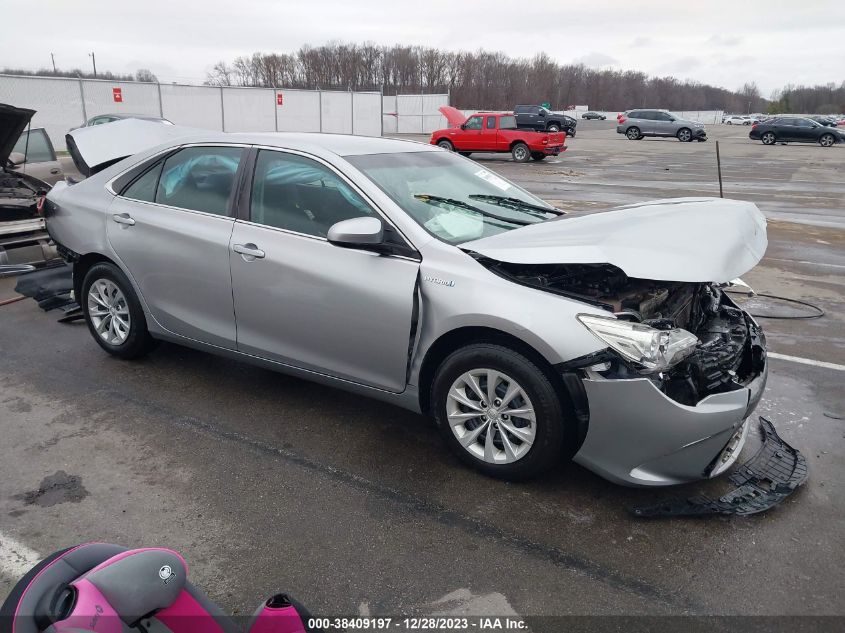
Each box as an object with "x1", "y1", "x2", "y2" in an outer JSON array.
[
  {"x1": 514, "y1": 105, "x2": 577, "y2": 136},
  {"x1": 616, "y1": 109, "x2": 707, "y2": 142}
]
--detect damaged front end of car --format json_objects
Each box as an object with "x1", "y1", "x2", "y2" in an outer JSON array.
[{"x1": 478, "y1": 258, "x2": 771, "y2": 487}]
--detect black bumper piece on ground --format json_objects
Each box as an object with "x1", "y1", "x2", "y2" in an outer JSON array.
[{"x1": 630, "y1": 417, "x2": 808, "y2": 517}]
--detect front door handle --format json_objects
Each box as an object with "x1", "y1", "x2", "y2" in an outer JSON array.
[
  {"x1": 233, "y1": 243, "x2": 265, "y2": 260},
  {"x1": 112, "y1": 213, "x2": 135, "y2": 226},
  {"x1": 50, "y1": 168, "x2": 61, "y2": 174}
]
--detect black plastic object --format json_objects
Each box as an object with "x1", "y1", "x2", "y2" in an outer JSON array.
[
  {"x1": 631, "y1": 417, "x2": 807, "y2": 517},
  {"x1": 13, "y1": 263, "x2": 76, "y2": 312}
]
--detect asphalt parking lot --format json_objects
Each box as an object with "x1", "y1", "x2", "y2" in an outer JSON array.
[{"x1": 1, "y1": 121, "x2": 844, "y2": 626}]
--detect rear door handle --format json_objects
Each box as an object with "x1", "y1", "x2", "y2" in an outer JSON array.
[
  {"x1": 112, "y1": 213, "x2": 135, "y2": 226},
  {"x1": 50, "y1": 168, "x2": 61, "y2": 174},
  {"x1": 233, "y1": 243, "x2": 265, "y2": 260}
]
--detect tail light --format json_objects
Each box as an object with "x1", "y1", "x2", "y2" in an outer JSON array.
[
  {"x1": 619, "y1": 116, "x2": 627, "y2": 124},
  {"x1": 751, "y1": 123, "x2": 758, "y2": 130},
  {"x1": 36, "y1": 195, "x2": 47, "y2": 216}
]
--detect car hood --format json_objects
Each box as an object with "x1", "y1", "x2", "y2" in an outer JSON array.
[
  {"x1": 0, "y1": 103, "x2": 36, "y2": 166},
  {"x1": 461, "y1": 197, "x2": 767, "y2": 283},
  {"x1": 438, "y1": 106, "x2": 467, "y2": 128}
]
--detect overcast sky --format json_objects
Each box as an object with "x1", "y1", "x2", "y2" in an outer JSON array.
[{"x1": 4, "y1": 0, "x2": 843, "y2": 96}]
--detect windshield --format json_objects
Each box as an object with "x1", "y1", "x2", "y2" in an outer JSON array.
[{"x1": 346, "y1": 151, "x2": 558, "y2": 244}]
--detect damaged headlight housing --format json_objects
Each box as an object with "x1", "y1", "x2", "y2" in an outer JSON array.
[{"x1": 576, "y1": 314, "x2": 699, "y2": 373}]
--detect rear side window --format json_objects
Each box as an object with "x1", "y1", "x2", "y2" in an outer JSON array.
[
  {"x1": 499, "y1": 115, "x2": 517, "y2": 129},
  {"x1": 12, "y1": 130, "x2": 54, "y2": 163},
  {"x1": 155, "y1": 146, "x2": 243, "y2": 216},
  {"x1": 627, "y1": 110, "x2": 643, "y2": 119},
  {"x1": 122, "y1": 161, "x2": 164, "y2": 203}
]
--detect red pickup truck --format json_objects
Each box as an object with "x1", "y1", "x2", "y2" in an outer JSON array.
[{"x1": 430, "y1": 110, "x2": 566, "y2": 162}]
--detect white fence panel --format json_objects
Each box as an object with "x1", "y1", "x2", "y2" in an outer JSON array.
[
  {"x1": 160, "y1": 84, "x2": 222, "y2": 130},
  {"x1": 320, "y1": 91, "x2": 353, "y2": 134},
  {"x1": 0, "y1": 75, "x2": 85, "y2": 150},
  {"x1": 275, "y1": 90, "x2": 320, "y2": 132},
  {"x1": 382, "y1": 95, "x2": 398, "y2": 134},
  {"x1": 222, "y1": 87, "x2": 275, "y2": 132},
  {"x1": 352, "y1": 92, "x2": 382, "y2": 136},
  {"x1": 80, "y1": 79, "x2": 160, "y2": 119},
  {"x1": 395, "y1": 94, "x2": 449, "y2": 133}
]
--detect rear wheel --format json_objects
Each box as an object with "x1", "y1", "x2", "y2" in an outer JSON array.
[
  {"x1": 82, "y1": 262, "x2": 157, "y2": 360},
  {"x1": 431, "y1": 344, "x2": 568, "y2": 481},
  {"x1": 437, "y1": 139, "x2": 454, "y2": 151},
  {"x1": 626, "y1": 127, "x2": 641, "y2": 140},
  {"x1": 819, "y1": 133, "x2": 835, "y2": 147},
  {"x1": 677, "y1": 128, "x2": 693, "y2": 142},
  {"x1": 531, "y1": 153, "x2": 546, "y2": 161},
  {"x1": 511, "y1": 142, "x2": 531, "y2": 163},
  {"x1": 726, "y1": 120, "x2": 733, "y2": 125},
  {"x1": 761, "y1": 132, "x2": 776, "y2": 145}
]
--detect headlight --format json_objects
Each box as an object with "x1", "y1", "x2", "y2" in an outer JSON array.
[{"x1": 576, "y1": 314, "x2": 699, "y2": 373}]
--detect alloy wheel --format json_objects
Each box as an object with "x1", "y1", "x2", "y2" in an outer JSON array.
[
  {"x1": 446, "y1": 369, "x2": 536, "y2": 464},
  {"x1": 513, "y1": 145, "x2": 528, "y2": 161},
  {"x1": 820, "y1": 135, "x2": 834, "y2": 147},
  {"x1": 678, "y1": 129, "x2": 692, "y2": 142},
  {"x1": 87, "y1": 279, "x2": 131, "y2": 345}
]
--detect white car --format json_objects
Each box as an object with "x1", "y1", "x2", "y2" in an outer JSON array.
[{"x1": 724, "y1": 115, "x2": 752, "y2": 126}]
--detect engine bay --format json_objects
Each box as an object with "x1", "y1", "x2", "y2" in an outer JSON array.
[{"x1": 482, "y1": 260, "x2": 767, "y2": 405}]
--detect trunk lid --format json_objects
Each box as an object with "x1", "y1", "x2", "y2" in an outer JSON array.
[{"x1": 462, "y1": 197, "x2": 767, "y2": 283}]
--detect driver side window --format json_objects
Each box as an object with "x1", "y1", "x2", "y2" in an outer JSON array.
[
  {"x1": 464, "y1": 116, "x2": 483, "y2": 130},
  {"x1": 250, "y1": 150, "x2": 374, "y2": 238}
]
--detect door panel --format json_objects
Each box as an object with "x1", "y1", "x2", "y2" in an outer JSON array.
[
  {"x1": 108, "y1": 197, "x2": 238, "y2": 348},
  {"x1": 230, "y1": 223, "x2": 419, "y2": 392}
]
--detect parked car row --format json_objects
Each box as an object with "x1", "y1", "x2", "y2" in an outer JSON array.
[{"x1": 749, "y1": 116, "x2": 845, "y2": 146}]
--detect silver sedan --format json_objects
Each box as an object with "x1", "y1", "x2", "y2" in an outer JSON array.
[{"x1": 46, "y1": 121, "x2": 768, "y2": 485}]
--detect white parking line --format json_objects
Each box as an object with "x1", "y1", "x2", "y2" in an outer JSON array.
[
  {"x1": 768, "y1": 352, "x2": 845, "y2": 371},
  {"x1": 765, "y1": 257, "x2": 845, "y2": 270},
  {"x1": 0, "y1": 532, "x2": 41, "y2": 579}
]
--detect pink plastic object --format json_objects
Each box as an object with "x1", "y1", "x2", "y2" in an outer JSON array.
[
  {"x1": 51, "y1": 579, "x2": 123, "y2": 633},
  {"x1": 248, "y1": 597, "x2": 307, "y2": 633}
]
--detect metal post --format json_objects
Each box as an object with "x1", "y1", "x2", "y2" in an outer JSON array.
[
  {"x1": 273, "y1": 87, "x2": 279, "y2": 132},
  {"x1": 51, "y1": 53, "x2": 56, "y2": 73},
  {"x1": 716, "y1": 141, "x2": 723, "y2": 198},
  {"x1": 380, "y1": 84, "x2": 384, "y2": 137},
  {"x1": 78, "y1": 77, "x2": 88, "y2": 123},
  {"x1": 318, "y1": 89, "x2": 323, "y2": 133},
  {"x1": 157, "y1": 82, "x2": 164, "y2": 117},
  {"x1": 350, "y1": 89, "x2": 354, "y2": 135},
  {"x1": 220, "y1": 86, "x2": 225, "y2": 132}
]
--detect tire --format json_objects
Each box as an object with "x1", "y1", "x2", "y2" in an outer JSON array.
[
  {"x1": 530, "y1": 153, "x2": 546, "y2": 161},
  {"x1": 677, "y1": 128, "x2": 693, "y2": 142},
  {"x1": 547, "y1": 124, "x2": 560, "y2": 132},
  {"x1": 761, "y1": 132, "x2": 776, "y2": 145},
  {"x1": 726, "y1": 120, "x2": 733, "y2": 125},
  {"x1": 511, "y1": 142, "x2": 531, "y2": 163},
  {"x1": 819, "y1": 133, "x2": 835, "y2": 148},
  {"x1": 567, "y1": 128, "x2": 576, "y2": 137},
  {"x1": 82, "y1": 262, "x2": 157, "y2": 360},
  {"x1": 431, "y1": 343, "x2": 568, "y2": 481},
  {"x1": 626, "y1": 127, "x2": 641, "y2": 140},
  {"x1": 437, "y1": 139, "x2": 454, "y2": 151}
]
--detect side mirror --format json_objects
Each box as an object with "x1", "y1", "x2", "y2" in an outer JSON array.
[
  {"x1": 460, "y1": 123, "x2": 466, "y2": 130},
  {"x1": 327, "y1": 217, "x2": 384, "y2": 248},
  {"x1": 7, "y1": 152, "x2": 26, "y2": 167}
]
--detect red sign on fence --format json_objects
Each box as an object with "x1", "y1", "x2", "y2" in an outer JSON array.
[
  {"x1": 276, "y1": 92, "x2": 284, "y2": 106},
  {"x1": 112, "y1": 87, "x2": 123, "y2": 103}
]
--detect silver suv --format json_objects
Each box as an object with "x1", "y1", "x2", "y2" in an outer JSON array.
[{"x1": 617, "y1": 109, "x2": 707, "y2": 142}]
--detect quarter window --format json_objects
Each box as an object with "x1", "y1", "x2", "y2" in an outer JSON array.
[
  {"x1": 486, "y1": 116, "x2": 496, "y2": 129},
  {"x1": 122, "y1": 160, "x2": 164, "y2": 203},
  {"x1": 250, "y1": 150, "x2": 374, "y2": 238},
  {"x1": 155, "y1": 146, "x2": 243, "y2": 216}
]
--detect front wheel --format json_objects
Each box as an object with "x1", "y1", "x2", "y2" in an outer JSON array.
[
  {"x1": 761, "y1": 132, "x2": 776, "y2": 145},
  {"x1": 726, "y1": 121, "x2": 733, "y2": 125},
  {"x1": 431, "y1": 344, "x2": 568, "y2": 481},
  {"x1": 82, "y1": 262, "x2": 157, "y2": 359},
  {"x1": 677, "y1": 128, "x2": 693, "y2": 142},
  {"x1": 511, "y1": 142, "x2": 531, "y2": 163},
  {"x1": 437, "y1": 139, "x2": 454, "y2": 151},
  {"x1": 626, "y1": 127, "x2": 641, "y2": 140},
  {"x1": 819, "y1": 134, "x2": 835, "y2": 147}
]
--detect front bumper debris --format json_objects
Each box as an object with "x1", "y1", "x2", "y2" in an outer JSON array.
[{"x1": 630, "y1": 417, "x2": 807, "y2": 517}]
